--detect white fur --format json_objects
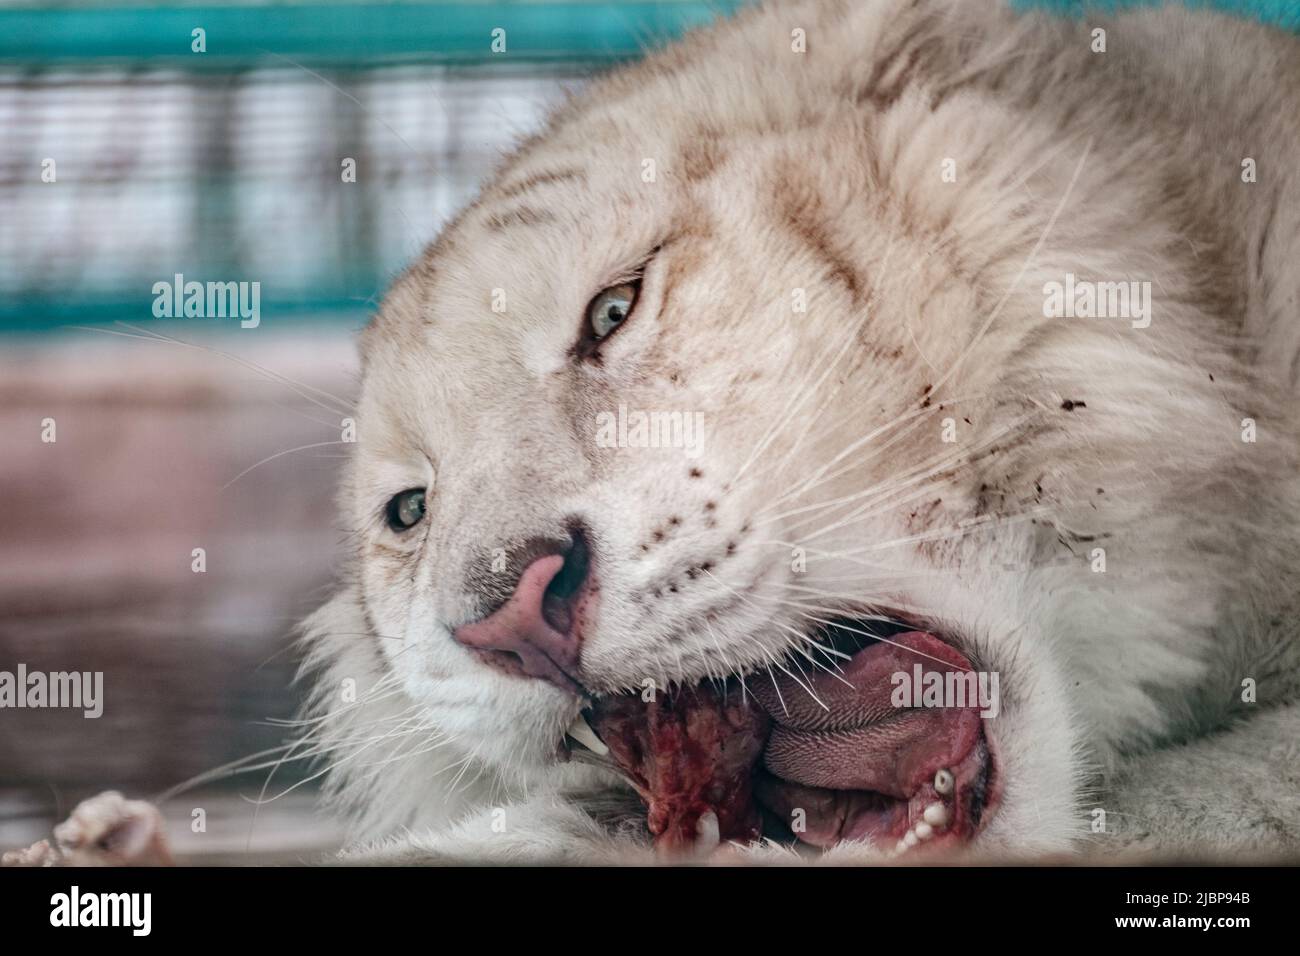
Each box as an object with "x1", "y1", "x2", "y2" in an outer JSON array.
[{"x1": 299, "y1": 0, "x2": 1300, "y2": 862}]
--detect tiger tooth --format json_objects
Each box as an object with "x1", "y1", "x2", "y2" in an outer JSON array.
[
  {"x1": 903, "y1": 830, "x2": 919, "y2": 848},
  {"x1": 933, "y1": 768, "x2": 955, "y2": 795},
  {"x1": 695, "y1": 810, "x2": 721, "y2": 851},
  {"x1": 915, "y1": 822, "x2": 933, "y2": 840},
  {"x1": 923, "y1": 802, "x2": 950, "y2": 827},
  {"x1": 566, "y1": 713, "x2": 609, "y2": 756}
]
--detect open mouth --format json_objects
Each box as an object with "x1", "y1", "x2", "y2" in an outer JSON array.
[{"x1": 574, "y1": 618, "x2": 1000, "y2": 857}]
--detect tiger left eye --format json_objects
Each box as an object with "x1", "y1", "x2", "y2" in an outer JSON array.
[
  {"x1": 586, "y1": 283, "x2": 638, "y2": 341},
  {"x1": 386, "y1": 489, "x2": 427, "y2": 531}
]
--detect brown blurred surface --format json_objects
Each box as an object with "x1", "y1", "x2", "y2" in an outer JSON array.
[
  {"x1": 0, "y1": 324, "x2": 360, "y2": 857},
  {"x1": 0, "y1": 788, "x2": 344, "y2": 865}
]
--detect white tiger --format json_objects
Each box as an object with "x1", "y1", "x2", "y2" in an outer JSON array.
[{"x1": 13, "y1": 0, "x2": 1300, "y2": 866}]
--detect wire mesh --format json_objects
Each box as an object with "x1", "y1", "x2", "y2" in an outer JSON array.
[
  {"x1": 0, "y1": 61, "x2": 588, "y2": 325},
  {"x1": 0, "y1": 1, "x2": 754, "y2": 331}
]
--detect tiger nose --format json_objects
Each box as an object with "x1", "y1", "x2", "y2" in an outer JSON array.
[{"x1": 452, "y1": 533, "x2": 592, "y2": 695}]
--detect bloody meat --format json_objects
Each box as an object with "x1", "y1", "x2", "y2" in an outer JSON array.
[{"x1": 587, "y1": 680, "x2": 770, "y2": 852}]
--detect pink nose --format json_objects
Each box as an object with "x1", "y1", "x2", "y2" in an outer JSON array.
[{"x1": 452, "y1": 553, "x2": 588, "y2": 694}]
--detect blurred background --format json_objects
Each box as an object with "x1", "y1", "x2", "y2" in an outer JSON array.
[{"x1": 1, "y1": 0, "x2": 1296, "y2": 863}]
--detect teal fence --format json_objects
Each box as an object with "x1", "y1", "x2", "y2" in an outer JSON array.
[
  {"x1": 0, "y1": 1, "x2": 1295, "y2": 334},
  {"x1": 0, "y1": 2, "x2": 746, "y2": 67}
]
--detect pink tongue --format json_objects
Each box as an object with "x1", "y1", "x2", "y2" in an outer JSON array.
[
  {"x1": 753, "y1": 630, "x2": 992, "y2": 847},
  {"x1": 754, "y1": 630, "x2": 981, "y2": 797}
]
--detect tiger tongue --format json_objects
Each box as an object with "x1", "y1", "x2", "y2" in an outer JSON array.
[{"x1": 586, "y1": 680, "x2": 770, "y2": 853}]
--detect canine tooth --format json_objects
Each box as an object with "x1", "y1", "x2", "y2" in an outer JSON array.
[
  {"x1": 903, "y1": 830, "x2": 919, "y2": 848},
  {"x1": 566, "y1": 713, "x2": 609, "y2": 756},
  {"x1": 914, "y1": 822, "x2": 933, "y2": 840},
  {"x1": 895, "y1": 840, "x2": 908, "y2": 854},
  {"x1": 923, "y1": 802, "x2": 950, "y2": 827},
  {"x1": 933, "y1": 768, "x2": 955, "y2": 795},
  {"x1": 696, "y1": 810, "x2": 721, "y2": 850}
]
